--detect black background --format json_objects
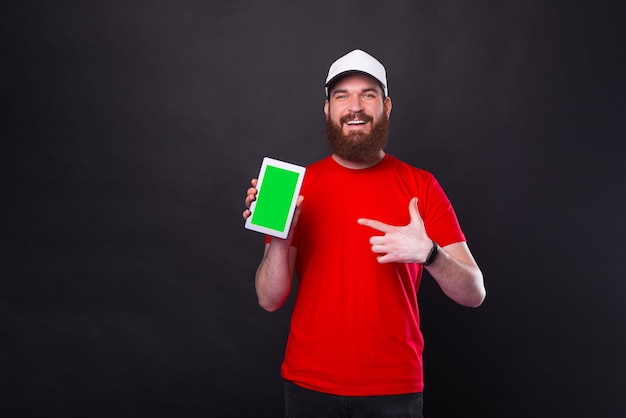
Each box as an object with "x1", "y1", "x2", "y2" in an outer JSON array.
[{"x1": 2, "y1": 1, "x2": 625, "y2": 417}]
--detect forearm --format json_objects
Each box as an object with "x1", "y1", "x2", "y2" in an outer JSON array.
[
  {"x1": 425, "y1": 243, "x2": 486, "y2": 308},
  {"x1": 255, "y1": 241, "x2": 296, "y2": 312}
]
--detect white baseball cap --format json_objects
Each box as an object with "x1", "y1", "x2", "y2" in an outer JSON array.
[{"x1": 325, "y1": 49, "x2": 388, "y2": 97}]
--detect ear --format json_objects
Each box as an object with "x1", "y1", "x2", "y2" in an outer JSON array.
[
  {"x1": 384, "y1": 96, "x2": 392, "y2": 118},
  {"x1": 324, "y1": 100, "x2": 329, "y2": 118}
]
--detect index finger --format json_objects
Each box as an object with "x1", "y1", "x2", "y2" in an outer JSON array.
[{"x1": 357, "y1": 218, "x2": 392, "y2": 233}]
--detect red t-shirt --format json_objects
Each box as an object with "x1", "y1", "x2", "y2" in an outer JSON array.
[{"x1": 279, "y1": 154, "x2": 465, "y2": 396}]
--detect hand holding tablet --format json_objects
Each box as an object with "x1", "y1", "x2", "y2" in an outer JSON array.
[{"x1": 245, "y1": 157, "x2": 306, "y2": 239}]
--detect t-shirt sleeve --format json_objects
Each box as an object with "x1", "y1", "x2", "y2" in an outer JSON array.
[{"x1": 421, "y1": 173, "x2": 466, "y2": 247}]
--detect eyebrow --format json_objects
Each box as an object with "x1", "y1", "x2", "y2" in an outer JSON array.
[{"x1": 331, "y1": 87, "x2": 379, "y2": 97}]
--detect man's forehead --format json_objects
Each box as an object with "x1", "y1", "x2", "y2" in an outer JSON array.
[{"x1": 329, "y1": 73, "x2": 384, "y2": 94}]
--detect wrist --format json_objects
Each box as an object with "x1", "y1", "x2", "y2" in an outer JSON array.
[{"x1": 422, "y1": 240, "x2": 439, "y2": 266}]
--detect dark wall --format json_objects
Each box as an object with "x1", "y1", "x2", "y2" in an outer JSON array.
[{"x1": 2, "y1": 1, "x2": 624, "y2": 417}]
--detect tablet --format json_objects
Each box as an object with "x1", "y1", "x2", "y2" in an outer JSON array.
[{"x1": 245, "y1": 157, "x2": 306, "y2": 239}]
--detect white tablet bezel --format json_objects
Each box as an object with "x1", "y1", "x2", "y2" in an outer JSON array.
[{"x1": 245, "y1": 157, "x2": 306, "y2": 239}]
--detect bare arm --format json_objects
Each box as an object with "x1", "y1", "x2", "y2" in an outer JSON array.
[
  {"x1": 358, "y1": 197, "x2": 486, "y2": 308},
  {"x1": 424, "y1": 241, "x2": 485, "y2": 307},
  {"x1": 254, "y1": 241, "x2": 298, "y2": 311},
  {"x1": 243, "y1": 179, "x2": 302, "y2": 311}
]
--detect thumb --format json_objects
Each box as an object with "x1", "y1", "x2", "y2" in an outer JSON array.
[
  {"x1": 291, "y1": 195, "x2": 305, "y2": 225},
  {"x1": 408, "y1": 197, "x2": 422, "y2": 223}
]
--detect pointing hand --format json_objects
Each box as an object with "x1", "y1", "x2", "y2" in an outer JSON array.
[{"x1": 357, "y1": 197, "x2": 433, "y2": 264}]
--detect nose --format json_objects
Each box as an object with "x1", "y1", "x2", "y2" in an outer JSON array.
[{"x1": 347, "y1": 95, "x2": 363, "y2": 113}]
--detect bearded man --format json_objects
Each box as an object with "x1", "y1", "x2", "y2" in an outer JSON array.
[{"x1": 243, "y1": 49, "x2": 486, "y2": 418}]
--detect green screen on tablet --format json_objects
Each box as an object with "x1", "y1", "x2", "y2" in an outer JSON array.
[{"x1": 245, "y1": 157, "x2": 306, "y2": 239}]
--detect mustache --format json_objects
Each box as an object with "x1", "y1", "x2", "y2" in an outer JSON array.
[{"x1": 339, "y1": 113, "x2": 374, "y2": 124}]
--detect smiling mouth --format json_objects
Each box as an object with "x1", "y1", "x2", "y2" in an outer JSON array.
[{"x1": 340, "y1": 113, "x2": 373, "y2": 127}]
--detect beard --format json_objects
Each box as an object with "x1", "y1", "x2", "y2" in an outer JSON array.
[{"x1": 325, "y1": 112, "x2": 389, "y2": 163}]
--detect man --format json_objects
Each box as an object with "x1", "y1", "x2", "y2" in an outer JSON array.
[{"x1": 243, "y1": 49, "x2": 486, "y2": 418}]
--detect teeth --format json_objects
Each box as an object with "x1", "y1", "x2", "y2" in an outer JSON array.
[{"x1": 346, "y1": 120, "x2": 365, "y2": 125}]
